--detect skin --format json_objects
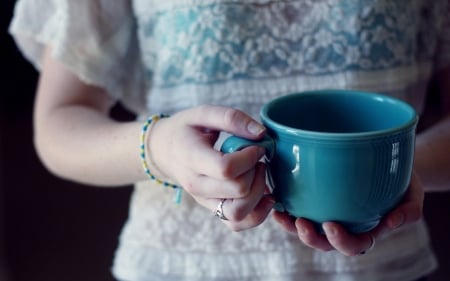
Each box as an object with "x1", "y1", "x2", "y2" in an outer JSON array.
[
  {"x1": 274, "y1": 69, "x2": 450, "y2": 256},
  {"x1": 34, "y1": 47, "x2": 450, "y2": 256}
]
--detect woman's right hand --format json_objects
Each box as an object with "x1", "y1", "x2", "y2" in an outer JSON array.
[
  {"x1": 33, "y1": 48, "x2": 274, "y2": 231},
  {"x1": 148, "y1": 105, "x2": 276, "y2": 231}
]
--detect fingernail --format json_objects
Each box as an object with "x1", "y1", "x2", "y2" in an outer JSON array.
[
  {"x1": 247, "y1": 121, "x2": 265, "y2": 135},
  {"x1": 389, "y1": 213, "x2": 405, "y2": 229}
]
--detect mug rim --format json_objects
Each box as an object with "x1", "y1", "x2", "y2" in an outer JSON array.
[{"x1": 260, "y1": 89, "x2": 419, "y2": 141}]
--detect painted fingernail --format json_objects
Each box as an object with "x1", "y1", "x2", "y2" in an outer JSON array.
[
  {"x1": 247, "y1": 121, "x2": 265, "y2": 135},
  {"x1": 390, "y1": 213, "x2": 405, "y2": 229}
]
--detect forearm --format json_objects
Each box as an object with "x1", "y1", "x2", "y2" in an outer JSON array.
[
  {"x1": 33, "y1": 48, "x2": 154, "y2": 187},
  {"x1": 34, "y1": 104, "x2": 147, "y2": 186}
]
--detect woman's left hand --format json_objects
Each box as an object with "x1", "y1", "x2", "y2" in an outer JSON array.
[{"x1": 273, "y1": 171, "x2": 424, "y2": 256}]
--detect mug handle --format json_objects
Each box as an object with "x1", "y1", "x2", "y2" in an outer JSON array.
[
  {"x1": 220, "y1": 134, "x2": 285, "y2": 212},
  {"x1": 220, "y1": 134, "x2": 276, "y2": 160}
]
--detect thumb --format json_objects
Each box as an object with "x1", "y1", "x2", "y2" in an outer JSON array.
[
  {"x1": 180, "y1": 105, "x2": 266, "y2": 139},
  {"x1": 385, "y1": 172, "x2": 424, "y2": 230}
]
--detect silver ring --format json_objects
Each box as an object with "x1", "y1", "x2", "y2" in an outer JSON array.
[
  {"x1": 358, "y1": 235, "x2": 375, "y2": 255},
  {"x1": 214, "y1": 199, "x2": 229, "y2": 221}
]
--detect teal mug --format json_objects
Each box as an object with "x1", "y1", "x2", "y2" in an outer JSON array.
[{"x1": 221, "y1": 90, "x2": 418, "y2": 233}]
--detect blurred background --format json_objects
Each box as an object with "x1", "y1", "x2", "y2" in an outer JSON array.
[
  {"x1": 1, "y1": 1, "x2": 133, "y2": 280},
  {"x1": 1, "y1": 1, "x2": 449, "y2": 281}
]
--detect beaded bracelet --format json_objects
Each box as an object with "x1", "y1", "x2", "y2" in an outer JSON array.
[{"x1": 140, "y1": 114, "x2": 182, "y2": 203}]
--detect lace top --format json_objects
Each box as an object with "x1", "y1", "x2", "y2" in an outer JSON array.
[{"x1": 10, "y1": 0, "x2": 450, "y2": 280}]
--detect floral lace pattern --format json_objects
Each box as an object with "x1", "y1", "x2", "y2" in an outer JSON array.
[
  {"x1": 113, "y1": 181, "x2": 437, "y2": 280},
  {"x1": 134, "y1": 0, "x2": 446, "y2": 88},
  {"x1": 9, "y1": 0, "x2": 446, "y2": 279}
]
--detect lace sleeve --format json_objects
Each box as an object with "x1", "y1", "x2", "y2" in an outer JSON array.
[{"x1": 9, "y1": 0, "x2": 146, "y2": 113}]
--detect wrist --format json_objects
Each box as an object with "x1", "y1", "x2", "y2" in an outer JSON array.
[{"x1": 139, "y1": 114, "x2": 182, "y2": 202}]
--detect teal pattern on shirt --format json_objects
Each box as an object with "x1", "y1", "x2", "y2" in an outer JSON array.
[{"x1": 136, "y1": 0, "x2": 445, "y2": 88}]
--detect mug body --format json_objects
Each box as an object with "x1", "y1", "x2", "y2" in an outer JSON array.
[{"x1": 261, "y1": 90, "x2": 417, "y2": 233}]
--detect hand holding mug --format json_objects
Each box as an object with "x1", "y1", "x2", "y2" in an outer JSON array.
[
  {"x1": 274, "y1": 171, "x2": 424, "y2": 256},
  {"x1": 148, "y1": 105, "x2": 275, "y2": 231},
  {"x1": 221, "y1": 90, "x2": 418, "y2": 236}
]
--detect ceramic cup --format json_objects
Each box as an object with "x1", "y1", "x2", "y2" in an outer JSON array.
[{"x1": 221, "y1": 90, "x2": 418, "y2": 233}]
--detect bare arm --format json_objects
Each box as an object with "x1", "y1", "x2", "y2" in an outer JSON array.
[
  {"x1": 415, "y1": 67, "x2": 450, "y2": 192},
  {"x1": 33, "y1": 47, "x2": 275, "y2": 231},
  {"x1": 34, "y1": 48, "x2": 148, "y2": 186}
]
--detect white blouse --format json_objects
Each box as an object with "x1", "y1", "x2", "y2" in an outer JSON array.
[{"x1": 10, "y1": 0, "x2": 449, "y2": 280}]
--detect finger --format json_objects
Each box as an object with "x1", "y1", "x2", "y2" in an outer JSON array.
[
  {"x1": 273, "y1": 211, "x2": 297, "y2": 234},
  {"x1": 173, "y1": 106, "x2": 267, "y2": 179},
  {"x1": 180, "y1": 105, "x2": 266, "y2": 139},
  {"x1": 197, "y1": 163, "x2": 268, "y2": 222},
  {"x1": 225, "y1": 195, "x2": 276, "y2": 232},
  {"x1": 295, "y1": 218, "x2": 334, "y2": 252},
  {"x1": 184, "y1": 164, "x2": 256, "y2": 199},
  {"x1": 384, "y1": 171, "x2": 424, "y2": 230},
  {"x1": 322, "y1": 222, "x2": 375, "y2": 256},
  {"x1": 224, "y1": 163, "x2": 270, "y2": 221},
  {"x1": 188, "y1": 144, "x2": 266, "y2": 180}
]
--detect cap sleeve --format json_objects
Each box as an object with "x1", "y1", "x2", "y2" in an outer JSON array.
[{"x1": 9, "y1": 0, "x2": 146, "y2": 113}]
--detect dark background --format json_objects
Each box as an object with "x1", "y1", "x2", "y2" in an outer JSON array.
[
  {"x1": 1, "y1": 1, "x2": 449, "y2": 281},
  {"x1": 1, "y1": 1, "x2": 132, "y2": 280}
]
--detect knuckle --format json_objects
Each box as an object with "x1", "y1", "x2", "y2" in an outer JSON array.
[
  {"x1": 227, "y1": 216, "x2": 262, "y2": 233},
  {"x1": 231, "y1": 181, "x2": 251, "y2": 198},
  {"x1": 217, "y1": 156, "x2": 235, "y2": 179},
  {"x1": 299, "y1": 235, "x2": 314, "y2": 247},
  {"x1": 196, "y1": 104, "x2": 210, "y2": 115},
  {"x1": 227, "y1": 204, "x2": 247, "y2": 222},
  {"x1": 248, "y1": 212, "x2": 265, "y2": 227},
  {"x1": 244, "y1": 146, "x2": 262, "y2": 165},
  {"x1": 230, "y1": 180, "x2": 252, "y2": 199},
  {"x1": 227, "y1": 223, "x2": 244, "y2": 232},
  {"x1": 223, "y1": 108, "x2": 244, "y2": 128},
  {"x1": 237, "y1": 187, "x2": 251, "y2": 198},
  {"x1": 225, "y1": 206, "x2": 267, "y2": 232}
]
